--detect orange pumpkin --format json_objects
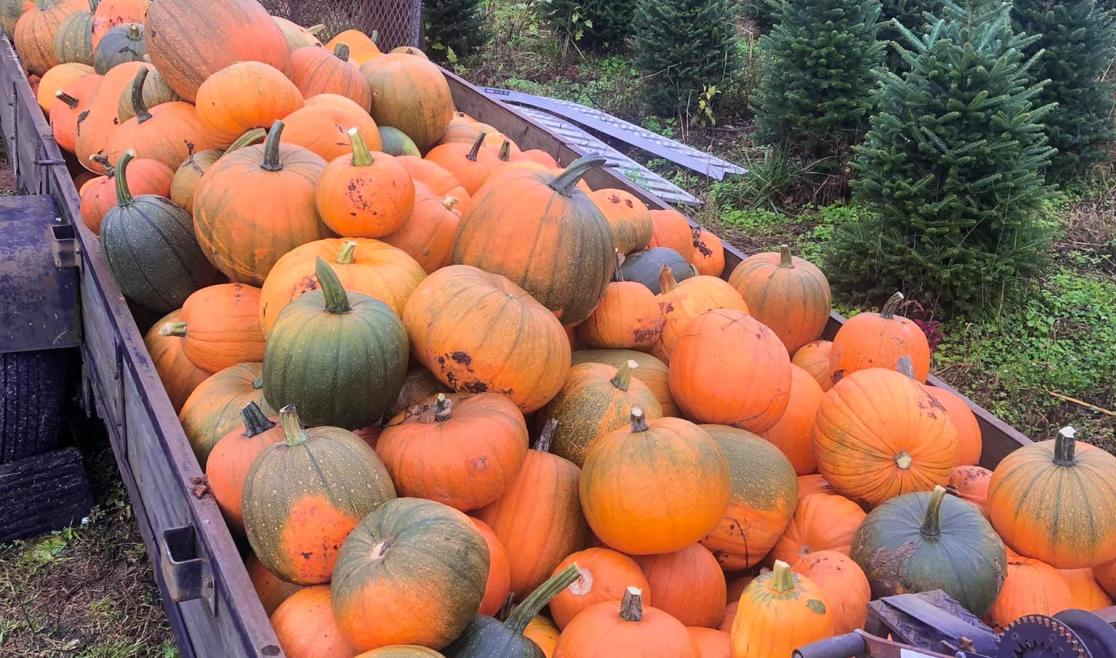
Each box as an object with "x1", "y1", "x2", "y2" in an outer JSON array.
[
  {"x1": 646, "y1": 209, "x2": 693, "y2": 260},
  {"x1": 361, "y1": 53, "x2": 453, "y2": 152},
  {"x1": 316, "y1": 130, "x2": 414, "y2": 238},
  {"x1": 718, "y1": 603, "x2": 737, "y2": 632},
  {"x1": 524, "y1": 616, "x2": 560, "y2": 658},
  {"x1": 633, "y1": 544, "x2": 726, "y2": 628},
  {"x1": 1092, "y1": 560, "x2": 1116, "y2": 599},
  {"x1": 403, "y1": 265, "x2": 571, "y2": 413},
  {"x1": 193, "y1": 120, "x2": 331, "y2": 285},
  {"x1": 689, "y1": 229, "x2": 725, "y2": 278},
  {"x1": 178, "y1": 362, "x2": 275, "y2": 468},
  {"x1": 571, "y1": 349, "x2": 678, "y2": 418},
  {"x1": 829, "y1": 291, "x2": 931, "y2": 384},
  {"x1": 80, "y1": 155, "x2": 173, "y2": 234},
  {"x1": 470, "y1": 518, "x2": 511, "y2": 617},
  {"x1": 74, "y1": 61, "x2": 147, "y2": 172},
  {"x1": 1058, "y1": 568, "x2": 1114, "y2": 611},
  {"x1": 376, "y1": 392, "x2": 528, "y2": 511},
  {"x1": 166, "y1": 283, "x2": 266, "y2": 373},
  {"x1": 794, "y1": 550, "x2": 871, "y2": 633},
  {"x1": 272, "y1": 17, "x2": 323, "y2": 52},
  {"x1": 549, "y1": 547, "x2": 650, "y2": 629},
  {"x1": 290, "y1": 44, "x2": 371, "y2": 111},
  {"x1": 580, "y1": 410, "x2": 729, "y2": 555},
  {"x1": 520, "y1": 149, "x2": 560, "y2": 168},
  {"x1": 553, "y1": 587, "x2": 700, "y2": 657},
  {"x1": 725, "y1": 575, "x2": 754, "y2": 604},
  {"x1": 687, "y1": 627, "x2": 730, "y2": 658},
  {"x1": 730, "y1": 560, "x2": 833, "y2": 658},
  {"x1": 195, "y1": 61, "x2": 304, "y2": 148},
  {"x1": 589, "y1": 188, "x2": 653, "y2": 254},
  {"x1": 246, "y1": 554, "x2": 302, "y2": 616},
  {"x1": 438, "y1": 119, "x2": 509, "y2": 152},
  {"x1": 13, "y1": 0, "x2": 81, "y2": 76},
  {"x1": 168, "y1": 127, "x2": 266, "y2": 217},
  {"x1": 699, "y1": 425, "x2": 797, "y2": 570},
  {"x1": 792, "y1": 340, "x2": 833, "y2": 392},
  {"x1": 396, "y1": 155, "x2": 465, "y2": 198},
  {"x1": 926, "y1": 386, "x2": 982, "y2": 466},
  {"x1": 797, "y1": 474, "x2": 834, "y2": 500},
  {"x1": 144, "y1": 0, "x2": 290, "y2": 102},
  {"x1": 771, "y1": 493, "x2": 867, "y2": 565},
  {"x1": 259, "y1": 238, "x2": 424, "y2": 336},
  {"x1": 668, "y1": 309, "x2": 790, "y2": 433},
  {"x1": 326, "y1": 29, "x2": 381, "y2": 66},
  {"x1": 382, "y1": 183, "x2": 462, "y2": 272},
  {"x1": 577, "y1": 257, "x2": 664, "y2": 350},
  {"x1": 760, "y1": 364, "x2": 824, "y2": 475},
  {"x1": 425, "y1": 133, "x2": 503, "y2": 195},
  {"x1": 813, "y1": 367, "x2": 958, "y2": 507},
  {"x1": 728, "y1": 245, "x2": 831, "y2": 354},
  {"x1": 49, "y1": 72, "x2": 100, "y2": 153},
  {"x1": 948, "y1": 465, "x2": 992, "y2": 515},
  {"x1": 36, "y1": 61, "x2": 92, "y2": 111},
  {"x1": 280, "y1": 94, "x2": 383, "y2": 163},
  {"x1": 143, "y1": 309, "x2": 210, "y2": 412},
  {"x1": 653, "y1": 268, "x2": 750, "y2": 363},
  {"x1": 271, "y1": 586, "x2": 356, "y2": 658},
  {"x1": 206, "y1": 402, "x2": 283, "y2": 532},
  {"x1": 986, "y1": 552, "x2": 1072, "y2": 628},
  {"x1": 90, "y1": 0, "x2": 145, "y2": 47}
]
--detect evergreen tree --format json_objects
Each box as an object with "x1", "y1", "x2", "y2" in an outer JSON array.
[
  {"x1": 1012, "y1": 0, "x2": 1116, "y2": 180},
  {"x1": 423, "y1": 0, "x2": 488, "y2": 61},
  {"x1": 828, "y1": 0, "x2": 1056, "y2": 314},
  {"x1": 742, "y1": 0, "x2": 780, "y2": 32},
  {"x1": 752, "y1": 0, "x2": 886, "y2": 157},
  {"x1": 633, "y1": 0, "x2": 740, "y2": 115},
  {"x1": 541, "y1": 0, "x2": 635, "y2": 53},
  {"x1": 879, "y1": 0, "x2": 944, "y2": 69}
]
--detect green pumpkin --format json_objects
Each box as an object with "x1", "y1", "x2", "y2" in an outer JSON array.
[
  {"x1": 100, "y1": 151, "x2": 221, "y2": 313},
  {"x1": 618, "y1": 247, "x2": 696, "y2": 294},
  {"x1": 263, "y1": 257, "x2": 409, "y2": 429},
  {"x1": 242, "y1": 406, "x2": 396, "y2": 585},
  {"x1": 0, "y1": 0, "x2": 29, "y2": 36},
  {"x1": 445, "y1": 564, "x2": 580, "y2": 658},
  {"x1": 118, "y1": 67, "x2": 180, "y2": 121},
  {"x1": 93, "y1": 22, "x2": 146, "y2": 74},
  {"x1": 52, "y1": 0, "x2": 97, "y2": 65},
  {"x1": 851, "y1": 486, "x2": 1006, "y2": 616},
  {"x1": 378, "y1": 126, "x2": 421, "y2": 157}
]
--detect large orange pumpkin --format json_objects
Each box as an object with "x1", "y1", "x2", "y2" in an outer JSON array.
[
  {"x1": 986, "y1": 552, "x2": 1072, "y2": 629},
  {"x1": 589, "y1": 188, "x2": 653, "y2": 254},
  {"x1": 144, "y1": 0, "x2": 290, "y2": 102},
  {"x1": 687, "y1": 628, "x2": 730, "y2": 658},
  {"x1": 571, "y1": 349, "x2": 677, "y2": 417},
  {"x1": 193, "y1": 120, "x2": 332, "y2": 285},
  {"x1": 195, "y1": 62, "x2": 304, "y2": 148},
  {"x1": 829, "y1": 292, "x2": 931, "y2": 384},
  {"x1": 699, "y1": 425, "x2": 797, "y2": 570},
  {"x1": 246, "y1": 554, "x2": 302, "y2": 616},
  {"x1": 646, "y1": 209, "x2": 693, "y2": 260},
  {"x1": 813, "y1": 367, "x2": 958, "y2": 507},
  {"x1": 178, "y1": 362, "x2": 274, "y2": 468},
  {"x1": 794, "y1": 550, "x2": 871, "y2": 633},
  {"x1": 382, "y1": 183, "x2": 462, "y2": 272},
  {"x1": 771, "y1": 493, "x2": 867, "y2": 565},
  {"x1": 280, "y1": 94, "x2": 383, "y2": 163},
  {"x1": 986, "y1": 427, "x2": 1116, "y2": 568},
  {"x1": 553, "y1": 587, "x2": 700, "y2": 657},
  {"x1": 668, "y1": 309, "x2": 791, "y2": 433},
  {"x1": 403, "y1": 265, "x2": 571, "y2": 413},
  {"x1": 361, "y1": 53, "x2": 453, "y2": 152},
  {"x1": 926, "y1": 386, "x2": 982, "y2": 466},
  {"x1": 290, "y1": 44, "x2": 371, "y2": 111},
  {"x1": 316, "y1": 130, "x2": 413, "y2": 238},
  {"x1": 80, "y1": 155, "x2": 172, "y2": 234},
  {"x1": 74, "y1": 60, "x2": 147, "y2": 172},
  {"x1": 1058, "y1": 568, "x2": 1114, "y2": 611},
  {"x1": 730, "y1": 560, "x2": 833, "y2": 658},
  {"x1": 728, "y1": 246, "x2": 831, "y2": 354},
  {"x1": 270, "y1": 586, "x2": 355, "y2": 658},
  {"x1": 577, "y1": 257, "x2": 664, "y2": 350},
  {"x1": 548, "y1": 547, "x2": 650, "y2": 629},
  {"x1": 143, "y1": 309, "x2": 209, "y2": 412},
  {"x1": 948, "y1": 465, "x2": 992, "y2": 516},
  {"x1": 760, "y1": 365, "x2": 824, "y2": 475},
  {"x1": 259, "y1": 238, "x2": 425, "y2": 337},
  {"x1": 653, "y1": 268, "x2": 749, "y2": 363},
  {"x1": 689, "y1": 229, "x2": 725, "y2": 278},
  {"x1": 375, "y1": 392, "x2": 528, "y2": 511},
  {"x1": 13, "y1": 0, "x2": 81, "y2": 76},
  {"x1": 470, "y1": 518, "x2": 511, "y2": 617},
  {"x1": 580, "y1": 410, "x2": 729, "y2": 555},
  {"x1": 633, "y1": 544, "x2": 726, "y2": 628},
  {"x1": 49, "y1": 71, "x2": 100, "y2": 153},
  {"x1": 792, "y1": 340, "x2": 833, "y2": 392},
  {"x1": 205, "y1": 402, "x2": 283, "y2": 532},
  {"x1": 164, "y1": 283, "x2": 265, "y2": 372}
]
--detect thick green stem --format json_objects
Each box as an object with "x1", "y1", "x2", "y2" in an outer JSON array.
[
  {"x1": 549, "y1": 155, "x2": 607, "y2": 196},
  {"x1": 433, "y1": 393, "x2": 452, "y2": 422},
  {"x1": 507, "y1": 563, "x2": 581, "y2": 634},
  {"x1": 779, "y1": 244, "x2": 793, "y2": 268},
  {"x1": 89, "y1": 0, "x2": 99, "y2": 11},
  {"x1": 630, "y1": 407, "x2": 649, "y2": 433},
  {"x1": 334, "y1": 43, "x2": 350, "y2": 62},
  {"x1": 336, "y1": 240, "x2": 358, "y2": 265},
  {"x1": 466, "y1": 132, "x2": 486, "y2": 162},
  {"x1": 881, "y1": 292, "x2": 905, "y2": 319},
  {"x1": 114, "y1": 151, "x2": 136, "y2": 206},
  {"x1": 349, "y1": 128, "x2": 373, "y2": 166},
  {"x1": 279, "y1": 405, "x2": 308, "y2": 447},
  {"x1": 1054, "y1": 426, "x2": 1077, "y2": 466},
  {"x1": 921, "y1": 485, "x2": 947, "y2": 538},
  {"x1": 618, "y1": 587, "x2": 644, "y2": 622},
  {"x1": 240, "y1": 402, "x2": 276, "y2": 437},
  {"x1": 314, "y1": 257, "x2": 352, "y2": 314},
  {"x1": 226, "y1": 128, "x2": 267, "y2": 154},
  {"x1": 658, "y1": 265, "x2": 678, "y2": 293},
  {"x1": 55, "y1": 91, "x2": 79, "y2": 108},
  {"x1": 158, "y1": 321, "x2": 187, "y2": 337},
  {"x1": 536, "y1": 418, "x2": 558, "y2": 453},
  {"x1": 771, "y1": 560, "x2": 795, "y2": 593},
  {"x1": 610, "y1": 360, "x2": 637, "y2": 391},
  {"x1": 261, "y1": 121, "x2": 285, "y2": 172},
  {"x1": 130, "y1": 67, "x2": 151, "y2": 123}
]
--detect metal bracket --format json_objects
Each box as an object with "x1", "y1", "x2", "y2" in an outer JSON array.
[
  {"x1": 49, "y1": 222, "x2": 80, "y2": 269},
  {"x1": 160, "y1": 524, "x2": 217, "y2": 615}
]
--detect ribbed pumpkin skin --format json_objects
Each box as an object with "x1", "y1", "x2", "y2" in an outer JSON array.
[
  {"x1": 178, "y1": 362, "x2": 275, "y2": 468},
  {"x1": 577, "y1": 281, "x2": 664, "y2": 350},
  {"x1": 454, "y1": 164, "x2": 614, "y2": 326},
  {"x1": 728, "y1": 248, "x2": 832, "y2": 354},
  {"x1": 619, "y1": 248, "x2": 695, "y2": 294},
  {"x1": 986, "y1": 433, "x2": 1116, "y2": 569},
  {"x1": 14, "y1": 0, "x2": 80, "y2": 76},
  {"x1": 589, "y1": 188, "x2": 653, "y2": 254},
  {"x1": 948, "y1": 465, "x2": 992, "y2": 516},
  {"x1": 829, "y1": 295, "x2": 931, "y2": 384},
  {"x1": 177, "y1": 283, "x2": 266, "y2": 372},
  {"x1": 794, "y1": 551, "x2": 871, "y2": 633},
  {"x1": 375, "y1": 393, "x2": 529, "y2": 511},
  {"x1": 925, "y1": 387, "x2": 981, "y2": 465},
  {"x1": 634, "y1": 544, "x2": 726, "y2": 628},
  {"x1": 813, "y1": 368, "x2": 958, "y2": 507},
  {"x1": 326, "y1": 29, "x2": 380, "y2": 65},
  {"x1": 1058, "y1": 568, "x2": 1114, "y2": 611},
  {"x1": 195, "y1": 61, "x2": 303, "y2": 147},
  {"x1": 272, "y1": 16, "x2": 321, "y2": 52},
  {"x1": 271, "y1": 586, "x2": 355, "y2": 658},
  {"x1": 792, "y1": 340, "x2": 833, "y2": 392},
  {"x1": 538, "y1": 363, "x2": 663, "y2": 467},
  {"x1": 403, "y1": 266, "x2": 571, "y2": 413},
  {"x1": 654, "y1": 275, "x2": 750, "y2": 364},
  {"x1": 771, "y1": 493, "x2": 866, "y2": 565},
  {"x1": 74, "y1": 60, "x2": 146, "y2": 172},
  {"x1": 52, "y1": 8, "x2": 95, "y2": 66},
  {"x1": 103, "y1": 98, "x2": 219, "y2": 171},
  {"x1": 246, "y1": 554, "x2": 302, "y2": 616},
  {"x1": 851, "y1": 489, "x2": 1006, "y2": 616},
  {"x1": 331, "y1": 498, "x2": 489, "y2": 651},
  {"x1": 571, "y1": 349, "x2": 676, "y2": 417},
  {"x1": 243, "y1": 420, "x2": 396, "y2": 585},
  {"x1": 549, "y1": 548, "x2": 650, "y2": 630},
  {"x1": 687, "y1": 628, "x2": 730, "y2": 658},
  {"x1": 279, "y1": 94, "x2": 383, "y2": 163},
  {"x1": 92, "y1": 22, "x2": 144, "y2": 73},
  {"x1": 646, "y1": 209, "x2": 693, "y2": 260},
  {"x1": 553, "y1": 592, "x2": 700, "y2": 658},
  {"x1": 290, "y1": 45, "x2": 371, "y2": 111},
  {"x1": 360, "y1": 54, "x2": 454, "y2": 152},
  {"x1": 699, "y1": 425, "x2": 797, "y2": 570},
  {"x1": 760, "y1": 365, "x2": 824, "y2": 475},
  {"x1": 730, "y1": 564, "x2": 833, "y2": 658},
  {"x1": 80, "y1": 157, "x2": 173, "y2": 234},
  {"x1": 205, "y1": 404, "x2": 283, "y2": 532},
  {"x1": 668, "y1": 310, "x2": 790, "y2": 433},
  {"x1": 143, "y1": 309, "x2": 209, "y2": 412},
  {"x1": 580, "y1": 416, "x2": 730, "y2": 555},
  {"x1": 986, "y1": 553, "x2": 1072, "y2": 628},
  {"x1": 382, "y1": 184, "x2": 461, "y2": 272},
  {"x1": 690, "y1": 230, "x2": 725, "y2": 278},
  {"x1": 143, "y1": 0, "x2": 290, "y2": 102},
  {"x1": 471, "y1": 519, "x2": 511, "y2": 617}
]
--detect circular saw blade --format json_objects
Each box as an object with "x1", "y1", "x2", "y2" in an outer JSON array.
[{"x1": 998, "y1": 615, "x2": 1091, "y2": 658}]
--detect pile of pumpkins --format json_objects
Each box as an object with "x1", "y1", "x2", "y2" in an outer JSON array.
[{"x1": 10, "y1": 0, "x2": 1116, "y2": 655}]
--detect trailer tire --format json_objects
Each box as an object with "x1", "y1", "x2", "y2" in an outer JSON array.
[{"x1": 0, "y1": 350, "x2": 68, "y2": 463}]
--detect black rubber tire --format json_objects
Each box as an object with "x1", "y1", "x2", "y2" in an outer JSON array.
[{"x1": 0, "y1": 350, "x2": 68, "y2": 463}]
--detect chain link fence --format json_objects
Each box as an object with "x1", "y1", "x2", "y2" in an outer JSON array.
[{"x1": 262, "y1": 0, "x2": 422, "y2": 51}]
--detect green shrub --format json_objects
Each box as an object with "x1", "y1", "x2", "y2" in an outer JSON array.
[
  {"x1": 423, "y1": 0, "x2": 488, "y2": 61},
  {"x1": 829, "y1": 0, "x2": 1056, "y2": 315},
  {"x1": 1012, "y1": 0, "x2": 1116, "y2": 181},
  {"x1": 540, "y1": 0, "x2": 635, "y2": 53}
]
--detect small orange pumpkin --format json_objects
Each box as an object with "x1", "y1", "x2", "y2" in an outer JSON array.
[
  {"x1": 633, "y1": 543, "x2": 726, "y2": 628},
  {"x1": 79, "y1": 154, "x2": 172, "y2": 234},
  {"x1": 948, "y1": 465, "x2": 993, "y2": 516},
  {"x1": 289, "y1": 44, "x2": 371, "y2": 111},
  {"x1": 926, "y1": 386, "x2": 982, "y2": 466},
  {"x1": 280, "y1": 93, "x2": 383, "y2": 162},
  {"x1": 771, "y1": 493, "x2": 867, "y2": 565},
  {"x1": 689, "y1": 229, "x2": 725, "y2": 277},
  {"x1": 143, "y1": 309, "x2": 210, "y2": 412},
  {"x1": 470, "y1": 518, "x2": 511, "y2": 617},
  {"x1": 794, "y1": 550, "x2": 871, "y2": 633},
  {"x1": 730, "y1": 560, "x2": 833, "y2": 658},
  {"x1": 589, "y1": 188, "x2": 653, "y2": 254},
  {"x1": 728, "y1": 245, "x2": 831, "y2": 354},
  {"x1": 316, "y1": 129, "x2": 414, "y2": 238},
  {"x1": 164, "y1": 283, "x2": 266, "y2": 372},
  {"x1": 791, "y1": 340, "x2": 833, "y2": 392},
  {"x1": 206, "y1": 402, "x2": 283, "y2": 532},
  {"x1": 829, "y1": 291, "x2": 931, "y2": 384},
  {"x1": 246, "y1": 554, "x2": 302, "y2": 616},
  {"x1": 760, "y1": 364, "x2": 824, "y2": 475},
  {"x1": 195, "y1": 61, "x2": 304, "y2": 148},
  {"x1": 270, "y1": 585, "x2": 356, "y2": 658},
  {"x1": 549, "y1": 547, "x2": 650, "y2": 629},
  {"x1": 36, "y1": 61, "x2": 92, "y2": 111},
  {"x1": 382, "y1": 183, "x2": 462, "y2": 272},
  {"x1": 553, "y1": 587, "x2": 700, "y2": 657},
  {"x1": 326, "y1": 29, "x2": 381, "y2": 66},
  {"x1": 396, "y1": 155, "x2": 465, "y2": 198},
  {"x1": 49, "y1": 72, "x2": 100, "y2": 153},
  {"x1": 577, "y1": 256, "x2": 664, "y2": 350},
  {"x1": 653, "y1": 268, "x2": 750, "y2": 363},
  {"x1": 425, "y1": 132, "x2": 502, "y2": 195},
  {"x1": 646, "y1": 209, "x2": 693, "y2": 260}
]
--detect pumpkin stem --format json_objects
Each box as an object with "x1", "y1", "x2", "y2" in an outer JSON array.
[
  {"x1": 442, "y1": 196, "x2": 459, "y2": 211},
  {"x1": 336, "y1": 240, "x2": 358, "y2": 265},
  {"x1": 498, "y1": 140, "x2": 511, "y2": 162},
  {"x1": 226, "y1": 128, "x2": 267, "y2": 154},
  {"x1": 113, "y1": 150, "x2": 136, "y2": 206},
  {"x1": 314, "y1": 257, "x2": 352, "y2": 314},
  {"x1": 630, "y1": 407, "x2": 649, "y2": 433},
  {"x1": 158, "y1": 321, "x2": 187, "y2": 337},
  {"x1": 261, "y1": 120, "x2": 286, "y2": 172},
  {"x1": 89, "y1": 0, "x2": 99, "y2": 11},
  {"x1": 306, "y1": 23, "x2": 326, "y2": 35},
  {"x1": 433, "y1": 393, "x2": 452, "y2": 422},
  {"x1": 370, "y1": 30, "x2": 379, "y2": 44},
  {"x1": 1054, "y1": 426, "x2": 1077, "y2": 466},
  {"x1": 334, "y1": 43, "x2": 350, "y2": 62},
  {"x1": 55, "y1": 91, "x2": 79, "y2": 108},
  {"x1": 90, "y1": 154, "x2": 114, "y2": 177},
  {"x1": 771, "y1": 560, "x2": 796, "y2": 594},
  {"x1": 549, "y1": 155, "x2": 607, "y2": 196},
  {"x1": 610, "y1": 360, "x2": 638, "y2": 391},
  {"x1": 896, "y1": 355, "x2": 916, "y2": 379},
  {"x1": 507, "y1": 563, "x2": 581, "y2": 634},
  {"x1": 881, "y1": 292, "x2": 905, "y2": 319},
  {"x1": 535, "y1": 418, "x2": 558, "y2": 453},
  {"x1": 658, "y1": 265, "x2": 678, "y2": 294},
  {"x1": 920, "y1": 485, "x2": 947, "y2": 538},
  {"x1": 778, "y1": 244, "x2": 793, "y2": 268},
  {"x1": 127, "y1": 23, "x2": 142, "y2": 41},
  {"x1": 348, "y1": 128, "x2": 373, "y2": 166},
  {"x1": 618, "y1": 586, "x2": 644, "y2": 622},
  {"x1": 278, "y1": 405, "x2": 308, "y2": 446},
  {"x1": 129, "y1": 67, "x2": 152, "y2": 124},
  {"x1": 240, "y1": 402, "x2": 276, "y2": 438},
  {"x1": 466, "y1": 132, "x2": 486, "y2": 162},
  {"x1": 252, "y1": 376, "x2": 265, "y2": 391},
  {"x1": 613, "y1": 249, "x2": 626, "y2": 282},
  {"x1": 894, "y1": 451, "x2": 913, "y2": 470}
]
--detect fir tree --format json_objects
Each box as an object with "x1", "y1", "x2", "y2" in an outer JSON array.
[
  {"x1": 633, "y1": 0, "x2": 740, "y2": 115},
  {"x1": 423, "y1": 0, "x2": 488, "y2": 61},
  {"x1": 752, "y1": 0, "x2": 886, "y2": 157},
  {"x1": 1012, "y1": 0, "x2": 1116, "y2": 180},
  {"x1": 541, "y1": 0, "x2": 635, "y2": 53},
  {"x1": 828, "y1": 0, "x2": 1056, "y2": 314},
  {"x1": 879, "y1": 0, "x2": 944, "y2": 69}
]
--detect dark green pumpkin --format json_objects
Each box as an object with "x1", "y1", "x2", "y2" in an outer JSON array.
[
  {"x1": 0, "y1": 0, "x2": 29, "y2": 36},
  {"x1": 242, "y1": 405, "x2": 396, "y2": 585},
  {"x1": 445, "y1": 564, "x2": 580, "y2": 658},
  {"x1": 93, "y1": 22, "x2": 145, "y2": 74},
  {"x1": 619, "y1": 247, "x2": 696, "y2": 294},
  {"x1": 851, "y1": 485, "x2": 1006, "y2": 616},
  {"x1": 52, "y1": 0, "x2": 97, "y2": 65},
  {"x1": 262, "y1": 257, "x2": 409, "y2": 429},
  {"x1": 379, "y1": 125, "x2": 421, "y2": 157},
  {"x1": 100, "y1": 151, "x2": 221, "y2": 313}
]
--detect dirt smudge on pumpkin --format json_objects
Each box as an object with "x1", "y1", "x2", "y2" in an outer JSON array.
[
  {"x1": 450, "y1": 351, "x2": 472, "y2": 366},
  {"x1": 864, "y1": 542, "x2": 919, "y2": 594}
]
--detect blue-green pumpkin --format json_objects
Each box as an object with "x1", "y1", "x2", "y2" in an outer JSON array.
[
  {"x1": 378, "y1": 126, "x2": 421, "y2": 157},
  {"x1": 93, "y1": 22, "x2": 146, "y2": 74}
]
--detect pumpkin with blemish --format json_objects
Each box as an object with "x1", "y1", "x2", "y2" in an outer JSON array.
[
  {"x1": 361, "y1": 53, "x2": 454, "y2": 152},
  {"x1": 206, "y1": 402, "x2": 282, "y2": 532},
  {"x1": 796, "y1": 474, "x2": 833, "y2": 500},
  {"x1": 730, "y1": 560, "x2": 833, "y2": 658},
  {"x1": 948, "y1": 465, "x2": 992, "y2": 515},
  {"x1": 80, "y1": 154, "x2": 172, "y2": 234},
  {"x1": 195, "y1": 61, "x2": 304, "y2": 148},
  {"x1": 792, "y1": 340, "x2": 833, "y2": 392},
  {"x1": 728, "y1": 245, "x2": 831, "y2": 354},
  {"x1": 49, "y1": 71, "x2": 100, "y2": 153},
  {"x1": 243, "y1": 405, "x2": 396, "y2": 585},
  {"x1": 646, "y1": 209, "x2": 693, "y2": 260},
  {"x1": 246, "y1": 554, "x2": 302, "y2": 616},
  {"x1": 589, "y1": 188, "x2": 652, "y2": 254},
  {"x1": 74, "y1": 61, "x2": 147, "y2": 172},
  {"x1": 90, "y1": 0, "x2": 145, "y2": 47},
  {"x1": 548, "y1": 547, "x2": 649, "y2": 630},
  {"x1": 91, "y1": 21, "x2": 144, "y2": 73},
  {"x1": 316, "y1": 129, "x2": 414, "y2": 238},
  {"x1": 280, "y1": 94, "x2": 383, "y2": 163},
  {"x1": 178, "y1": 362, "x2": 275, "y2": 468},
  {"x1": 143, "y1": 309, "x2": 209, "y2": 413},
  {"x1": 271, "y1": 585, "x2": 355, "y2": 658},
  {"x1": 771, "y1": 492, "x2": 866, "y2": 565},
  {"x1": 390, "y1": 367, "x2": 451, "y2": 417},
  {"x1": 290, "y1": 44, "x2": 371, "y2": 111},
  {"x1": 794, "y1": 550, "x2": 871, "y2": 633},
  {"x1": 633, "y1": 543, "x2": 726, "y2": 628},
  {"x1": 689, "y1": 229, "x2": 724, "y2": 277},
  {"x1": 653, "y1": 269, "x2": 750, "y2": 364},
  {"x1": 760, "y1": 364, "x2": 824, "y2": 475},
  {"x1": 577, "y1": 256, "x2": 664, "y2": 351},
  {"x1": 829, "y1": 292, "x2": 931, "y2": 384}
]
